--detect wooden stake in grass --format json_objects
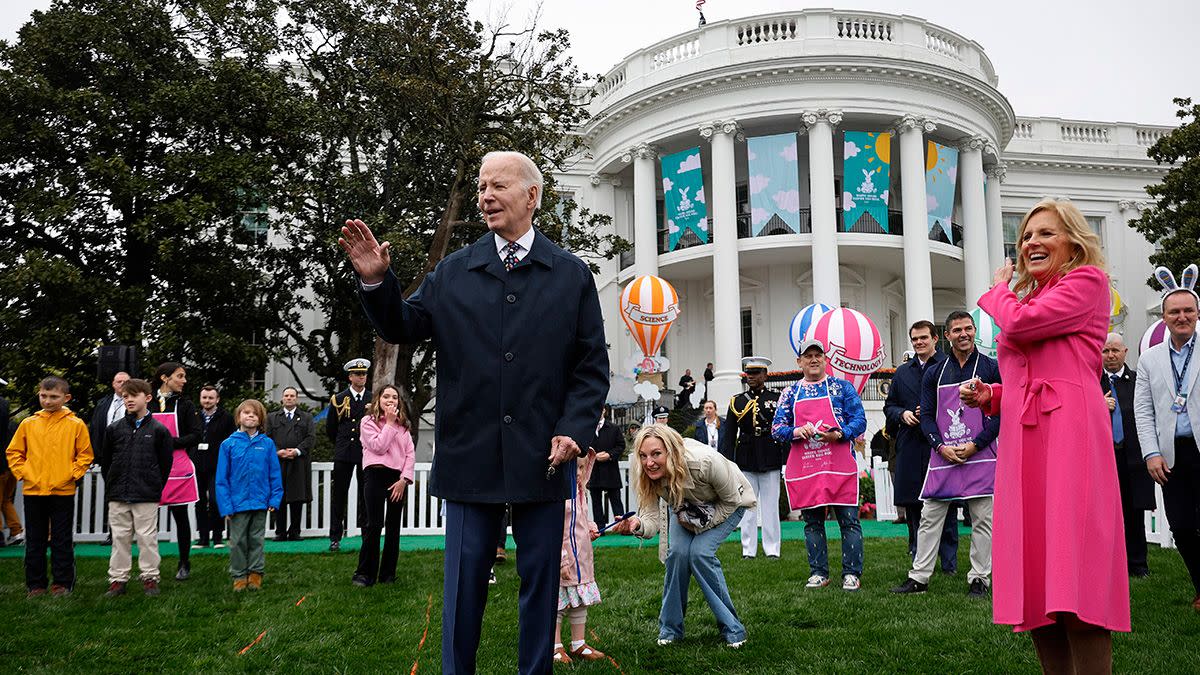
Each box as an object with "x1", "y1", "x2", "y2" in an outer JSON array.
[{"x1": 239, "y1": 630, "x2": 267, "y2": 655}]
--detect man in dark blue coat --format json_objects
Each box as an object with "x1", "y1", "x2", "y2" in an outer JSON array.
[
  {"x1": 883, "y1": 320, "x2": 958, "y2": 571},
  {"x1": 340, "y1": 150, "x2": 608, "y2": 675}
]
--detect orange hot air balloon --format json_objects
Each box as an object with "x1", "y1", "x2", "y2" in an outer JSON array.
[{"x1": 619, "y1": 275, "x2": 680, "y2": 357}]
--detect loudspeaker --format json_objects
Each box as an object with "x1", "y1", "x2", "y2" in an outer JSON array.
[{"x1": 98, "y1": 345, "x2": 139, "y2": 380}]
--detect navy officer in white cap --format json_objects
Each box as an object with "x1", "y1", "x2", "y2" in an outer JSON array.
[
  {"x1": 326, "y1": 358, "x2": 372, "y2": 551},
  {"x1": 719, "y1": 356, "x2": 786, "y2": 559}
]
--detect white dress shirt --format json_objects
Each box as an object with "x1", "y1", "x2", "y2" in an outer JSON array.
[
  {"x1": 107, "y1": 394, "x2": 125, "y2": 425},
  {"x1": 361, "y1": 228, "x2": 536, "y2": 291}
]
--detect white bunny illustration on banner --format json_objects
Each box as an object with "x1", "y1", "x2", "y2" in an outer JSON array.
[{"x1": 858, "y1": 168, "x2": 877, "y2": 194}]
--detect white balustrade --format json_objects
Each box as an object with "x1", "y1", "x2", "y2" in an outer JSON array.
[
  {"x1": 924, "y1": 29, "x2": 963, "y2": 60},
  {"x1": 7, "y1": 461, "x2": 1172, "y2": 549},
  {"x1": 1060, "y1": 124, "x2": 1111, "y2": 143},
  {"x1": 594, "y1": 67, "x2": 626, "y2": 100},
  {"x1": 836, "y1": 16, "x2": 894, "y2": 42},
  {"x1": 651, "y1": 38, "x2": 700, "y2": 70},
  {"x1": 1136, "y1": 127, "x2": 1168, "y2": 146},
  {"x1": 1013, "y1": 121, "x2": 1035, "y2": 139},
  {"x1": 735, "y1": 17, "x2": 798, "y2": 45}
]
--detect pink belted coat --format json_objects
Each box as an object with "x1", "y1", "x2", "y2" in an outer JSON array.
[
  {"x1": 561, "y1": 452, "x2": 597, "y2": 587},
  {"x1": 978, "y1": 265, "x2": 1130, "y2": 633}
]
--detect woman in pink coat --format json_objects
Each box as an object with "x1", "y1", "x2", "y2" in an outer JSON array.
[{"x1": 962, "y1": 198, "x2": 1129, "y2": 674}]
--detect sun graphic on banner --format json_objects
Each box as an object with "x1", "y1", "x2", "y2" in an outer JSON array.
[
  {"x1": 862, "y1": 132, "x2": 891, "y2": 172},
  {"x1": 926, "y1": 140, "x2": 951, "y2": 182}
]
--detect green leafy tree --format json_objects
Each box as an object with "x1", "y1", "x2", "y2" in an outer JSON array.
[
  {"x1": 0, "y1": 0, "x2": 313, "y2": 407},
  {"x1": 1131, "y1": 98, "x2": 1200, "y2": 284},
  {"x1": 274, "y1": 0, "x2": 627, "y2": 433}
]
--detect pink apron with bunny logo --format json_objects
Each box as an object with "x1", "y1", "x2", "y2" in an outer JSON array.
[
  {"x1": 155, "y1": 412, "x2": 200, "y2": 506},
  {"x1": 784, "y1": 387, "x2": 859, "y2": 510}
]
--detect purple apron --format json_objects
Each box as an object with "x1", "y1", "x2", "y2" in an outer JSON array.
[{"x1": 918, "y1": 358, "x2": 997, "y2": 501}]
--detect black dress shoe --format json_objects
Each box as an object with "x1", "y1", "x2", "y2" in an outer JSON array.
[
  {"x1": 889, "y1": 578, "x2": 928, "y2": 594},
  {"x1": 329, "y1": 540, "x2": 341, "y2": 552},
  {"x1": 351, "y1": 574, "x2": 372, "y2": 588},
  {"x1": 967, "y1": 579, "x2": 990, "y2": 598}
]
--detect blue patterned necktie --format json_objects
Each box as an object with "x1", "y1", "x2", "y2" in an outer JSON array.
[
  {"x1": 502, "y1": 240, "x2": 521, "y2": 271},
  {"x1": 1110, "y1": 374, "x2": 1124, "y2": 445}
]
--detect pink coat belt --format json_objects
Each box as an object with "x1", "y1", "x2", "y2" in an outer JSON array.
[{"x1": 1020, "y1": 378, "x2": 1064, "y2": 426}]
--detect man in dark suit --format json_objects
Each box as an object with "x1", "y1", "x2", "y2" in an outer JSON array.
[
  {"x1": 589, "y1": 407, "x2": 626, "y2": 525},
  {"x1": 883, "y1": 321, "x2": 958, "y2": 571},
  {"x1": 1101, "y1": 333, "x2": 1154, "y2": 577},
  {"x1": 195, "y1": 385, "x2": 236, "y2": 548},
  {"x1": 326, "y1": 359, "x2": 371, "y2": 552},
  {"x1": 340, "y1": 150, "x2": 608, "y2": 675},
  {"x1": 268, "y1": 387, "x2": 316, "y2": 541},
  {"x1": 88, "y1": 371, "x2": 129, "y2": 545}
]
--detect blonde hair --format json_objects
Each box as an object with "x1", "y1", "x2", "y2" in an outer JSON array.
[
  {"x1": 1012, "y1": 198, "x2": 1107, "y2": 295},
  {"x1": 367, "y1": 383, "x2": 409, "y2": 429},
  {"x1": 631, "y1": 425, "x2": 691, "y2": 509},
  {"x1": 234, "y1": 399, "x2": 268, "y2": 433}
]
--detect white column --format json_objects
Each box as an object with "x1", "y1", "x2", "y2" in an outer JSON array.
[
  {"x1": 896, "y1": 114, "x2": 935, "y2": 323},
  {"x1": 623, "y1": 143, "x2": 659, "y2": 277},
  {"x1": 802, "y1": 109, "x2": 842, "y2": 307},
  {"x1": 700, "y1": 120, "x2": 744, "y2": 407},
  {"x1": 960, "y1": 137, "x2": 990, "y2": 309},
  {"x1": 985, "y1": 163, "x2": 1006, "y2": 271}
]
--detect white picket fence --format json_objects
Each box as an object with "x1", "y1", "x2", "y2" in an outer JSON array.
[{"x1": 4, "y1": 459, "x2": 1177, "y2": 549}]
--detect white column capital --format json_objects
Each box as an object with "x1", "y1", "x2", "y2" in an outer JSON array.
[
  {"x1": 985, "y1": 163, "x2": 1007, "y2": 182},
  {"x1": 959, "y1": 136, "x2": 988, "y2": 152},
  {"x1": 801, "y1": 109, "x2": 843, "y2": 129},
  {"x1": 588, "y1": 174, "x2": 603, "y2": 186},
  {"x1": 1118, "y1": 199, "x2": 1150, "y2": 213},
  {"x1": 894, "y1": 114, "x2": 937, "y2": 135},
  {"x1": 621, "y1": 143, "x2": 659, "y2": 163},
  {"x1": 699, "y1": 119, "x2": 741, "y2": 141}
]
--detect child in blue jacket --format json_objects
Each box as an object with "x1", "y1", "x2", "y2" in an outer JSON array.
[{"x1": 216, "y1": 399, "x2": 282, "y2": 591}]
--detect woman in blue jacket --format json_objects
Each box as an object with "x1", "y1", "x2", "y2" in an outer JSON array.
[{"x1": 216, "y1": 399, "x2": 282, "y2": 591}]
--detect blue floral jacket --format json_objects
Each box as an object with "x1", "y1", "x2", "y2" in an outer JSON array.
[{"x1": 771, "y1": 376, "x2": 867, "y2": 445}]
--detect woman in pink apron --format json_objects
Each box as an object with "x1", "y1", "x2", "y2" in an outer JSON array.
[
  {"x1": 771, "y1": 339, "x2": 867, "y2": 592},
  {"x1": 962, "y1": 199, "x2": 1128, "y2": 674},
  {"x1": 150, "y1": 362, "x2": 201, "y2": 582}
]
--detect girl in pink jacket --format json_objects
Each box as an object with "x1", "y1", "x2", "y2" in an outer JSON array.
[
  {"x1": 553, "y1": 450, "x2": 605, "y2": 664},
  {"x1": 352, "y1": 384, "x2": 415, "y2": 587}
]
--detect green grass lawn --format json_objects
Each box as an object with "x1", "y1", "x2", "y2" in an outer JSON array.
[{"x1": 0, "y1": 533, "x2": 1196, "y2": 673}]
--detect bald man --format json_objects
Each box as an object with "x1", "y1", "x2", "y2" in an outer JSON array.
[{"x1": 1100, "y1": 332, "x2": 1153, "y2": 576}]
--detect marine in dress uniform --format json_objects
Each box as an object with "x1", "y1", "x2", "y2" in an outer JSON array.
[
  {"x1": 326, "y1": 358, "x2": 371, "y2": 551},
  {"x1": 718, "y1": 356, "x2": 785, "y2": 558}
]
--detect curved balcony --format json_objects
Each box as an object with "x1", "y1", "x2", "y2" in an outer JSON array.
[{"x1": 592, "y1": 9, "x2": 998, "y2": 114}]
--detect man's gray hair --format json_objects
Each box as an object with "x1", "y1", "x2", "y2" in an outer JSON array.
[
  {"x1": 1104, "y1": 332, "x2": 1126, "y2": 347},
  {"x1": 481, "y1": 151, "x2": 543, "y2": 210}
]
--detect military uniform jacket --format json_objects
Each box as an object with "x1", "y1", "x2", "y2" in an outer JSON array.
[
  {"x1": 268, "y1": 408, "x2": 316, "y2": 503},
  {"x1": 358, "y1": 230, "x2": 609, "y2": 503},
  {"x1": 326, "y1": 388, "x2": 370, "y2": 465},
  {"x1": 718, "y1": 386, "x2": 785, "y2": 472}
]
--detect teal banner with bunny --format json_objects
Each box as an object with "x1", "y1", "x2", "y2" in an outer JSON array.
[
  {"x1": 660, "y1": 147, "x2": 708, "y2": 250},
  {"x1": 842, "y1": 131, "x2": 891, "y2": 233}
]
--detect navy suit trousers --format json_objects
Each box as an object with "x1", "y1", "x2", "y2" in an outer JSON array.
[{"x1": 442, "y1": 499, "x2": 564, "y2": 675}]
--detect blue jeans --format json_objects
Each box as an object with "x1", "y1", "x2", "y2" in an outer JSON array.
[
  {"x1": 659, "y1": 506, "x2": 747, "y2": 644},
  {"x1": 801, "y1": 506, "x2": 863, "y2": 578}
]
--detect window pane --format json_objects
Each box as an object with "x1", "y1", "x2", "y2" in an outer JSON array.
[
  {"x1": 1002, "y1": 213, "x2": 1022, "y2": 261},
  {"x1": 741, "y1": 308, "x2": 753, "y2": 359}
]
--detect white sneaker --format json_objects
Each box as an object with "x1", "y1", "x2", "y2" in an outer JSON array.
[
  {"x1": 805, "y1": 574, "x2": 829, "y2": 589},
  {"x1": 488, "y1": 567, "x2": 497, "y2": 585},
  {"x1": 727, "y1": 638, "x2": 747, "y2": 649},
  {"x1": 656, "y1": 637, "x2": 676, "y2": 646},
  {"x1": 842, "y1": 574, "x2": 861, "y2": 591}
]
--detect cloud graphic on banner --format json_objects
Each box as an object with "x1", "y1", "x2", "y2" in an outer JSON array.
[
  {"x1": 746, "y1": 147, "x2": 757, "y2": 161},
  {"x1": 844, "y1": 141, "x2": 861, "y2": 159},
  {"x1": 843, "y1": 192, "x2": 857, "y2": 211},
  {"x1": 751, "y1": 207, "x2": 771, "y2": 226},
  {"x1": 880, "y1": 189, "x2": 889, "y2": 203},
  {"x1": 695, "y1": 186, "x2": 706, "y2": 204},
  {"x1": 779, "y1": 144, "x2": 798, "y2": 162},
  {"x1": 668, "y1": 219, "x2": 680, "y2": 235},
  {"x1": 677, "y1": 153, "x2": 701, "y2": 173},
  {"x1": 749, "y1": 174, "x2": 770, "y2": 195},
  {"x1": 927, "y1": 194, "x2": 939, "y2": 211},
  {"x1": 949, "y1": 166, "x2": 957, "y2": 182},
  {"x1": 772, "y1": 190, "x2": 800, "y2": 212},
  {"x1": 662, "y1": 176, "x2": 674, "y2": 192}
]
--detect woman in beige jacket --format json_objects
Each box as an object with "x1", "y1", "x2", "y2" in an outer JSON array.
[{"x1": 611, "y1": 424, "x2": 756, "y2": 647}]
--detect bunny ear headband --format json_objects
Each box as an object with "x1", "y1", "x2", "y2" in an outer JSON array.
[{"x1": 1155, "y1": 264, "x2": 1200, "y2": 309}]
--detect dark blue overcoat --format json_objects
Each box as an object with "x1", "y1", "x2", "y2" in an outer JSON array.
[
  {"x1": 359, "y1": 230, "x2": 609, "y2": 503},
  {"x1": 883, "y1": 352, "x2": 946, "y2": 505}
]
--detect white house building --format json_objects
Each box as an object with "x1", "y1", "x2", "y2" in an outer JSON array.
[{"x1": 549, "y1": 9, "x2": 1169, "y2": 411}]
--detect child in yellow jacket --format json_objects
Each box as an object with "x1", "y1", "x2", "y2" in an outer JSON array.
[{"x1": 5, "y1": 376, "x2": 93, "y2": 597}]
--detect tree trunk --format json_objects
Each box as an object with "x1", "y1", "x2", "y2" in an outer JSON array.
[{"x1": 372, "y1": 336, "x2": 399, "y2": 387}]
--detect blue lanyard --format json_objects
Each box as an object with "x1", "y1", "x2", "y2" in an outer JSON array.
[{"x1": 1171, "y1": 336, "x2": 1195, "y2": 396}]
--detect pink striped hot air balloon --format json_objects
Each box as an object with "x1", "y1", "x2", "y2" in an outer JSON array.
[
  {"x1": 1139, "y1": 319, "x2": 1167, "y2": 356},
  {"x1": 619, "y1": 275, "x2": 680, "y2": 358},
  {"x1": 809, "y1": 308, "x2": 886, "y2": 394}
]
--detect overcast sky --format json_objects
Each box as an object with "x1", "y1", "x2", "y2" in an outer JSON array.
[{"x1": 2, "y1": 0, "x2": 1195, "y2": 126}]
